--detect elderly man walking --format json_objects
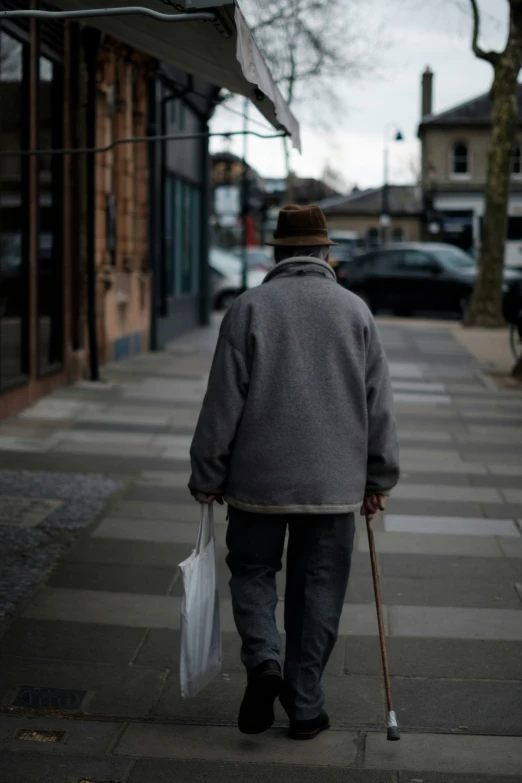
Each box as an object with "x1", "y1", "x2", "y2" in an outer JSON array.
[{"x1": 189, "y1": 204, "x2": 399, "y2": 740}]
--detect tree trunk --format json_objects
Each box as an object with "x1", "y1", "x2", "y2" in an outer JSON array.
[{"x1": 464, "y1": 58, "x2": 519, "y2": 327}]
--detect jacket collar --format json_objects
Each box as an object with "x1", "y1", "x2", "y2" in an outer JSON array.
[{"x1": 263, "y1": 256, "x2": 337, "y2": 284}]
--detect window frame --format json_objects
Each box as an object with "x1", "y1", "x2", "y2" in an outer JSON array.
[{"x1": 451, "y1": 141, "x2": 471, "y2": 180}]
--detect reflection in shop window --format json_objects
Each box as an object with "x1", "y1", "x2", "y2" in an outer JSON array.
[{"x1": 0, "y1": 31, "x2": 29, "y2": 390}]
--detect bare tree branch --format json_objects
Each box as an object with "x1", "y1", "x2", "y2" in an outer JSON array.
[{"x1": 469, "y1": 0, "x2": 499, "y2": 64}]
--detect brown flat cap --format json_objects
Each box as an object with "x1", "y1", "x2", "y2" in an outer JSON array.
[{"x1": 266, "y1": 204, "x2": 337, "y2": 246}]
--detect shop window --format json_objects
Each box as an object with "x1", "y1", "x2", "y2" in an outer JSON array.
[
  {"x1": 452, "y1": 142, "x2": 469, "y2": 175},
  {"x1": 512, "y1": 145, "x2": 521, "y2": 176},
  {"x1": 391, "y1": 227, "x2": 404, "y2": 243},
  {"x1": 0, "y1": 31, "x2": 30, "y2": 390},
  {"x1": 37, "y1": 54, "x2": 64, "y2": 375},
  {"x1": 164, "y1": 175, "x2": 200, "y2": 298}
]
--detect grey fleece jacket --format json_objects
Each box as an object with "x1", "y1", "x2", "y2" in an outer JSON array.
[{"x1": 189, "y1": 256, "x2": 399, "y2": 513}]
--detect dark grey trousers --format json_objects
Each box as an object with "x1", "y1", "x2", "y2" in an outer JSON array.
[{"x1": 226, "y1": 507, "x2": 356, "y2": 721}]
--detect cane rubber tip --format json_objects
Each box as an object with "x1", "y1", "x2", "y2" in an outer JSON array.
[{"x1": 387, "y1": 726, "x2": 400, "y2": 741}]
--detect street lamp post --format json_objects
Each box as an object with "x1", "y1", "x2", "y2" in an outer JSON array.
[{"x1": 380, "y1": 124, "x2": 404, "y2": 245}]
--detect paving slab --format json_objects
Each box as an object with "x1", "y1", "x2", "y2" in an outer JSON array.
[
  {"x1": 398, "y1": 773, "x2": 522, "y2": 783},
  {"x1": 52, "y1": 442, "x2": 163, "y2": 458},
  {"x1": 377, "y1": 576, "x2": 520, "y2": 609},
  {"x1": 499, "y1": 537, "x2": 522, "y2": 558},
  {"x1": 122, "y1": 485, "x2": 193, "y2": 504},
  {"x1": 393, "y1": 393, "x2": 452, "y2": 405},
  {"x1": 481, "y1": 503, "x2": 522, "y2": 519},
  {"x1": 469, "y1": 473, "x2": 522, "y2": 488},
  {"x1": 399, "y1": 471, "x2": 472, "y2": 486},
  {"x1": 364, "y1": 732, "x2": 522, "y2": 775},
  {"x1": 378, "y1": 554, "x2": 522, "y2": 581},
  {"x1": 115, "y1": 723, "x2": 359, "y2": 766},
  {"x1": 383, "y1": 515, "x2": 519, "y2": 537},
  {"x1": 357, "y1": 532, "x2": 503, "y2": 557},
  {"x1": 135, "y1": 629, "x2": 346, "y2": 676},
  {"x1": 345, "y1": 637, "x2": 522, "y2": 680},
  {"x1": 0, "y1": 752, "x2": 132, "y2": 783},
  {"x1": 385, "y1": 500, "x2": 487, "y2": 518},
  {"x1": 389, "y1": 605, "x2": 522, "y2": 640},
  {"x1": 155, "y1": 672, "x2": 384, "y2": 728},
  {"x1": 0, "y1": 714, "x2": 123, "y2": 755},
  {"x1": 110, "y1": 500, "x2": 227, "y2": 524},
  {"x1": 489, "y1": 463, "x2": 522, "y2": 476},
  {"x1": 503, "y1": 488, "x2": 522, "y2": 503},
  {"x1": 54, "y1": 430, "x2": 154, "y2": 446},
  {"x1": 0, "y1": 619, "x2": 145, "y2": 665},
  {"x1": 64, "y1": 537, "x2": 200, "y2": 567},
  {"x1": 137, "y1": 470, "x2": 190, "y2": 487},
  {"x1": 400, "y1": 460, "x2": 487, "y2": 475},
  {"x1": 0, "y1": 657, "x2": 165, "y2": 717},
  {"x1": 392, "y1": 678, "x2": 522, "y2": 735},
  {"x1": 91, "y1": 517, "x2": 213, "y2": 545},
  {"x1": 128, "y1": 759, "x2": 396, "y2": 783},
  {"x1": 391, "y1": 485, "x2": 503, "y2": 503},
  {"x1": 22, "y1": 589, "x2": 382, "y2": 635},
  {"x1": 47, "y1": 562, "x2": 177, "y2": 595}
]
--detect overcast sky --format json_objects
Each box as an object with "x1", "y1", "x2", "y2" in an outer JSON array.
[{"x1": 210, "y1": 0, "x2": 508, "y2": 190}]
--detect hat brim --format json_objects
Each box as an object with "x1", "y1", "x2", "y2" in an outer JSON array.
[{"x1": 266, "y1": 235, "x2": 337, "y2": 246}]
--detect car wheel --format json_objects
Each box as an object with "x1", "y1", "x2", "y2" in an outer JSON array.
[
  {"x1": 216, "y1": 290, "x2": 239, "y2": 311},
  {"x1": 356, "y1": 290, "x2": 375, "y2": 313}
]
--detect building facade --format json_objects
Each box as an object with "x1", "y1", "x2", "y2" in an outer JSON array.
[
  {"x1": 418, "y1": 67, "x2": 522, "y2": 268},
  {"x1": 319, "y1": 186, "x2": 423, "y2": 249},
  {"x1": 0, "y1": 11, "x2": 217, "y2": 418},
  {"x1": 0, "y1": 1, "x2": 299, "y2": 420}
]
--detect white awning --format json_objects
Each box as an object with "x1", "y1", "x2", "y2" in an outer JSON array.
[{"x1": 51, "y1": 0, "x2": 301, "y2": 151}]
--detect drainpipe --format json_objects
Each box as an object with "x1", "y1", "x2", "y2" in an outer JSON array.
[
  {"x1": 148, "y1": 75, "x2": 161, "y2": 351},
  {"x1": 83, "y1": 28, "x2": 101, "y2": 380},
  {"x1": 199, "y1": 118, "x2": 210, "y2": 326}
]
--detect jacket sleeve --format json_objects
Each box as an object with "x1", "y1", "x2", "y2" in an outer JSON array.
[
  {"x1": 365, "y1": 316, "x2": 400, "y2": 496},
  {"x1": 188, "y1": 335, "x2": 250, "y2": 496}
]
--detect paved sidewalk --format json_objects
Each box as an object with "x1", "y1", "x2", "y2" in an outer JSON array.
[{"x1": 0, "y1": 317, "x2": 522, "y2": 782}]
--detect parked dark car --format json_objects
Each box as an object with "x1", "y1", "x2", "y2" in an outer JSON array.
[{"x1": 339, "y1": 242, "x2": 522, "y2": 317}]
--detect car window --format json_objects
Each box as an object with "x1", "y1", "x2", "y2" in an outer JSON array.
[
  {"x1": 431, "y1": 246, "x2": 476, "y2": 270},
  {"x1": 372, "y1": 251, "x2": 403, "y2": 272},
  {"x1": 400, "y1": 250, "x2": 434, "y2": 268}
]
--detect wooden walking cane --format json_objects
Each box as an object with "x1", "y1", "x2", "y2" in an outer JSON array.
[{"x1": 366, "y1": 514, "x2": 400, "y2": 741}]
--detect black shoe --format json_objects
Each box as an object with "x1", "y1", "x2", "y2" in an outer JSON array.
[
  {"x1": 238, "y1": 660, "x2": 283, "y2": 735},
  {"x1": 288, "y1": 710, "x2": 330, "y2": 740}
]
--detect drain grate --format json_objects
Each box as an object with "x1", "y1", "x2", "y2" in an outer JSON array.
[
  {"x1": 13, "y1": 686, "x2": 87, "y2": 710},
  {"x1": 16, "y1": 728, "x2": 65, "y2": 743}
]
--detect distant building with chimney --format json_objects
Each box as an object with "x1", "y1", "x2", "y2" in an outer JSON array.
[{"x1": 418, "y1": 66, "x2": 522, "y2": 268}]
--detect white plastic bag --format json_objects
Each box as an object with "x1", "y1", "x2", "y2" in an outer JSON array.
[{"x1": 179, "y1": 503, "x2": 222, "y2": 699}]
